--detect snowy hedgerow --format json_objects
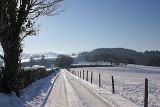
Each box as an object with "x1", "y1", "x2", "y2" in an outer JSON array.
[{"x1": 16, "y1": 65, "x2": 53, "y2": 91}]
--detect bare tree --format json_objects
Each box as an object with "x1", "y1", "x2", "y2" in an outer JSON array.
[{"x1": 0, "y1": 0, "x2": 63, "y2": 93}]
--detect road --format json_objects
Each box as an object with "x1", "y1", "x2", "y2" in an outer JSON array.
[
  {"x1": 44, "y1": 71, "x2": 69, "y2": 107},
  {"x1": 44, "y1": 69, "x2": 110, "y2": 107}
]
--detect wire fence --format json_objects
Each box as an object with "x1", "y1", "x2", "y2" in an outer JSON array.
[{"x1": 68, "y1": 69, "x2": 160, "y2": 107}]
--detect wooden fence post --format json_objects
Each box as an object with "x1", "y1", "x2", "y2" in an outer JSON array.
[
  {"x1": 91, "y1": 72, "x2": 93, "y2": 84},
  {"x1": 78, "y1": 71, "x2": 79, "y2": 77},
  {"x1": 83, "y1": 70, "x2": 84, "y2": 79},
  {"x1": 112, "y1": 76, "x2": 115, "y2": 94},
  {"x1": 144, "y1": 78, "x2": 148, "y2": 107},
  {"x1": 86, "y1": 71, "x2": 88, "y2": 81},
  {"x1": 80, "y1": 71, "x2": 81, "y2": 78},
  {"x1": 99, "y1": 73, "x2": 101, "y2": 87}
]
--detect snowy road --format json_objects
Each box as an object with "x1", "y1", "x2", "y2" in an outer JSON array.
[
  {"x1": 66, "y1": 72, "x2": 110, "y2": 107},
  {"x1": 44, "y1": 70, "x2": 110, "y2": 107},
  {"x1": 44, "y1": 71, "x2": 69, "y2": 107}
]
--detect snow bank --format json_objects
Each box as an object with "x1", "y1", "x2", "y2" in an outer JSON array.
[
  {"x1": 20, "y1": 72, "x2": 59, "y2": 107},
  {"x1": 0, "y1": 71, "x2": 59, "y2": 107},
  {"x1": 0, "y1": 93, "x2": 24, "y2": 107}
]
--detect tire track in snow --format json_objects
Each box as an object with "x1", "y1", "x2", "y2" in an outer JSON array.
[
  {"x1": 44, "y1": 71, "x2": 69, "y2": 107},
  {"x1": 65, "y1": 70, "x2": 110, "y2": 107},
  {"x1": 63, "y1": 70, "x2": 83, "y2": 107}
]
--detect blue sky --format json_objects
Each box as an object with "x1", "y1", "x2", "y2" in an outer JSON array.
[{"x1": 24, "y1": 0, "x2": 160, "y2": 54}]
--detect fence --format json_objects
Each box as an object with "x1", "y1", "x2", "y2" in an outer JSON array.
[{"x1": 69, "y1": 69, "x2": 149, "y2": 107}]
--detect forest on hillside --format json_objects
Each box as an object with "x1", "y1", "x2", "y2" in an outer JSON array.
[{"x1": 76, "y1": 48, "x2": 160, "y2": 67}]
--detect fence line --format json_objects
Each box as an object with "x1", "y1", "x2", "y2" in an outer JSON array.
[{"x1": 69, "y1": 69, "x2": 149, "y2": 107}]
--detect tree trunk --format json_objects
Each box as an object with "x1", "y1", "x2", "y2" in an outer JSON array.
[
  {"x1": 1, "y1": 30, "x2": 21, "y2": 93},
  {"x1": 0, "y1": 0, "x2": 23, "y2": 93}
]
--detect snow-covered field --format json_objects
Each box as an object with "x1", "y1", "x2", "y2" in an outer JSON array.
[
  {"x1": 71, "y1": 64, "x2": 160, "y2": 107},
  {"x1": 67, "y1": 70, "x2": 138, "y2": 107},
  {"x1": 0, "y1": 64, "x2": 159, "y2": 107},
  {"x1": 0, "y1": 72, "x2": 59, "y2": 107}
]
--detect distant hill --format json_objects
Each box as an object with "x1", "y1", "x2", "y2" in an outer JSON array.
[
  {"x1": 75, "y1": 48, "x2": 160, "y2": 66},
  {"x1": 1, "y1": 48, "x2": 159, "y2": 67},
  {"x1": 21, "y1": 52, "x2": 59, "y2": 62}
]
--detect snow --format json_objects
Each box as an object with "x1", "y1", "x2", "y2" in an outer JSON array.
[
  {"x1": 1, "y1": 64, "x2": 159, "y2": 107},
  {"x1": 63, "y1": 70, "x2": 83, "y2": 107},
  {"x1": 72, "y1": 61, "x2": 111, "y2": 66},
  {"x1": 32, "y1": 65, "x2": 46, "y2": 69},
  {"x1": 0, "y1": 71, "x2": 59, "y2": 107},
  {"x1": 20, "y1": 72, "x2": 59, "y2": 107},
  {"x1": 44, "y1": 69, "x2": 115, "y2": 107},
  {"x1": 71, "y1": 64, "x2": 160, "y2": 107},
  {"x1": 67, "y1": 70, "x2": 138, "y2": 107},
  {"x1": 0, "y1": 93, "x2": 24, "y2": 107},
  {"x1": 23, "y1": 65, "x2": 46, "y2": 71},
  {"x1": 44, "y1": 70, "x2": 83, "y2": 107},
  {"x1": 21, "y1": 59, "x2": 30, "y2": 63}
]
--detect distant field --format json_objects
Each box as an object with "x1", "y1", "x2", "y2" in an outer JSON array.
[{"x1": 71, "y1": 65, "x2": 160, "y2": 107}]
